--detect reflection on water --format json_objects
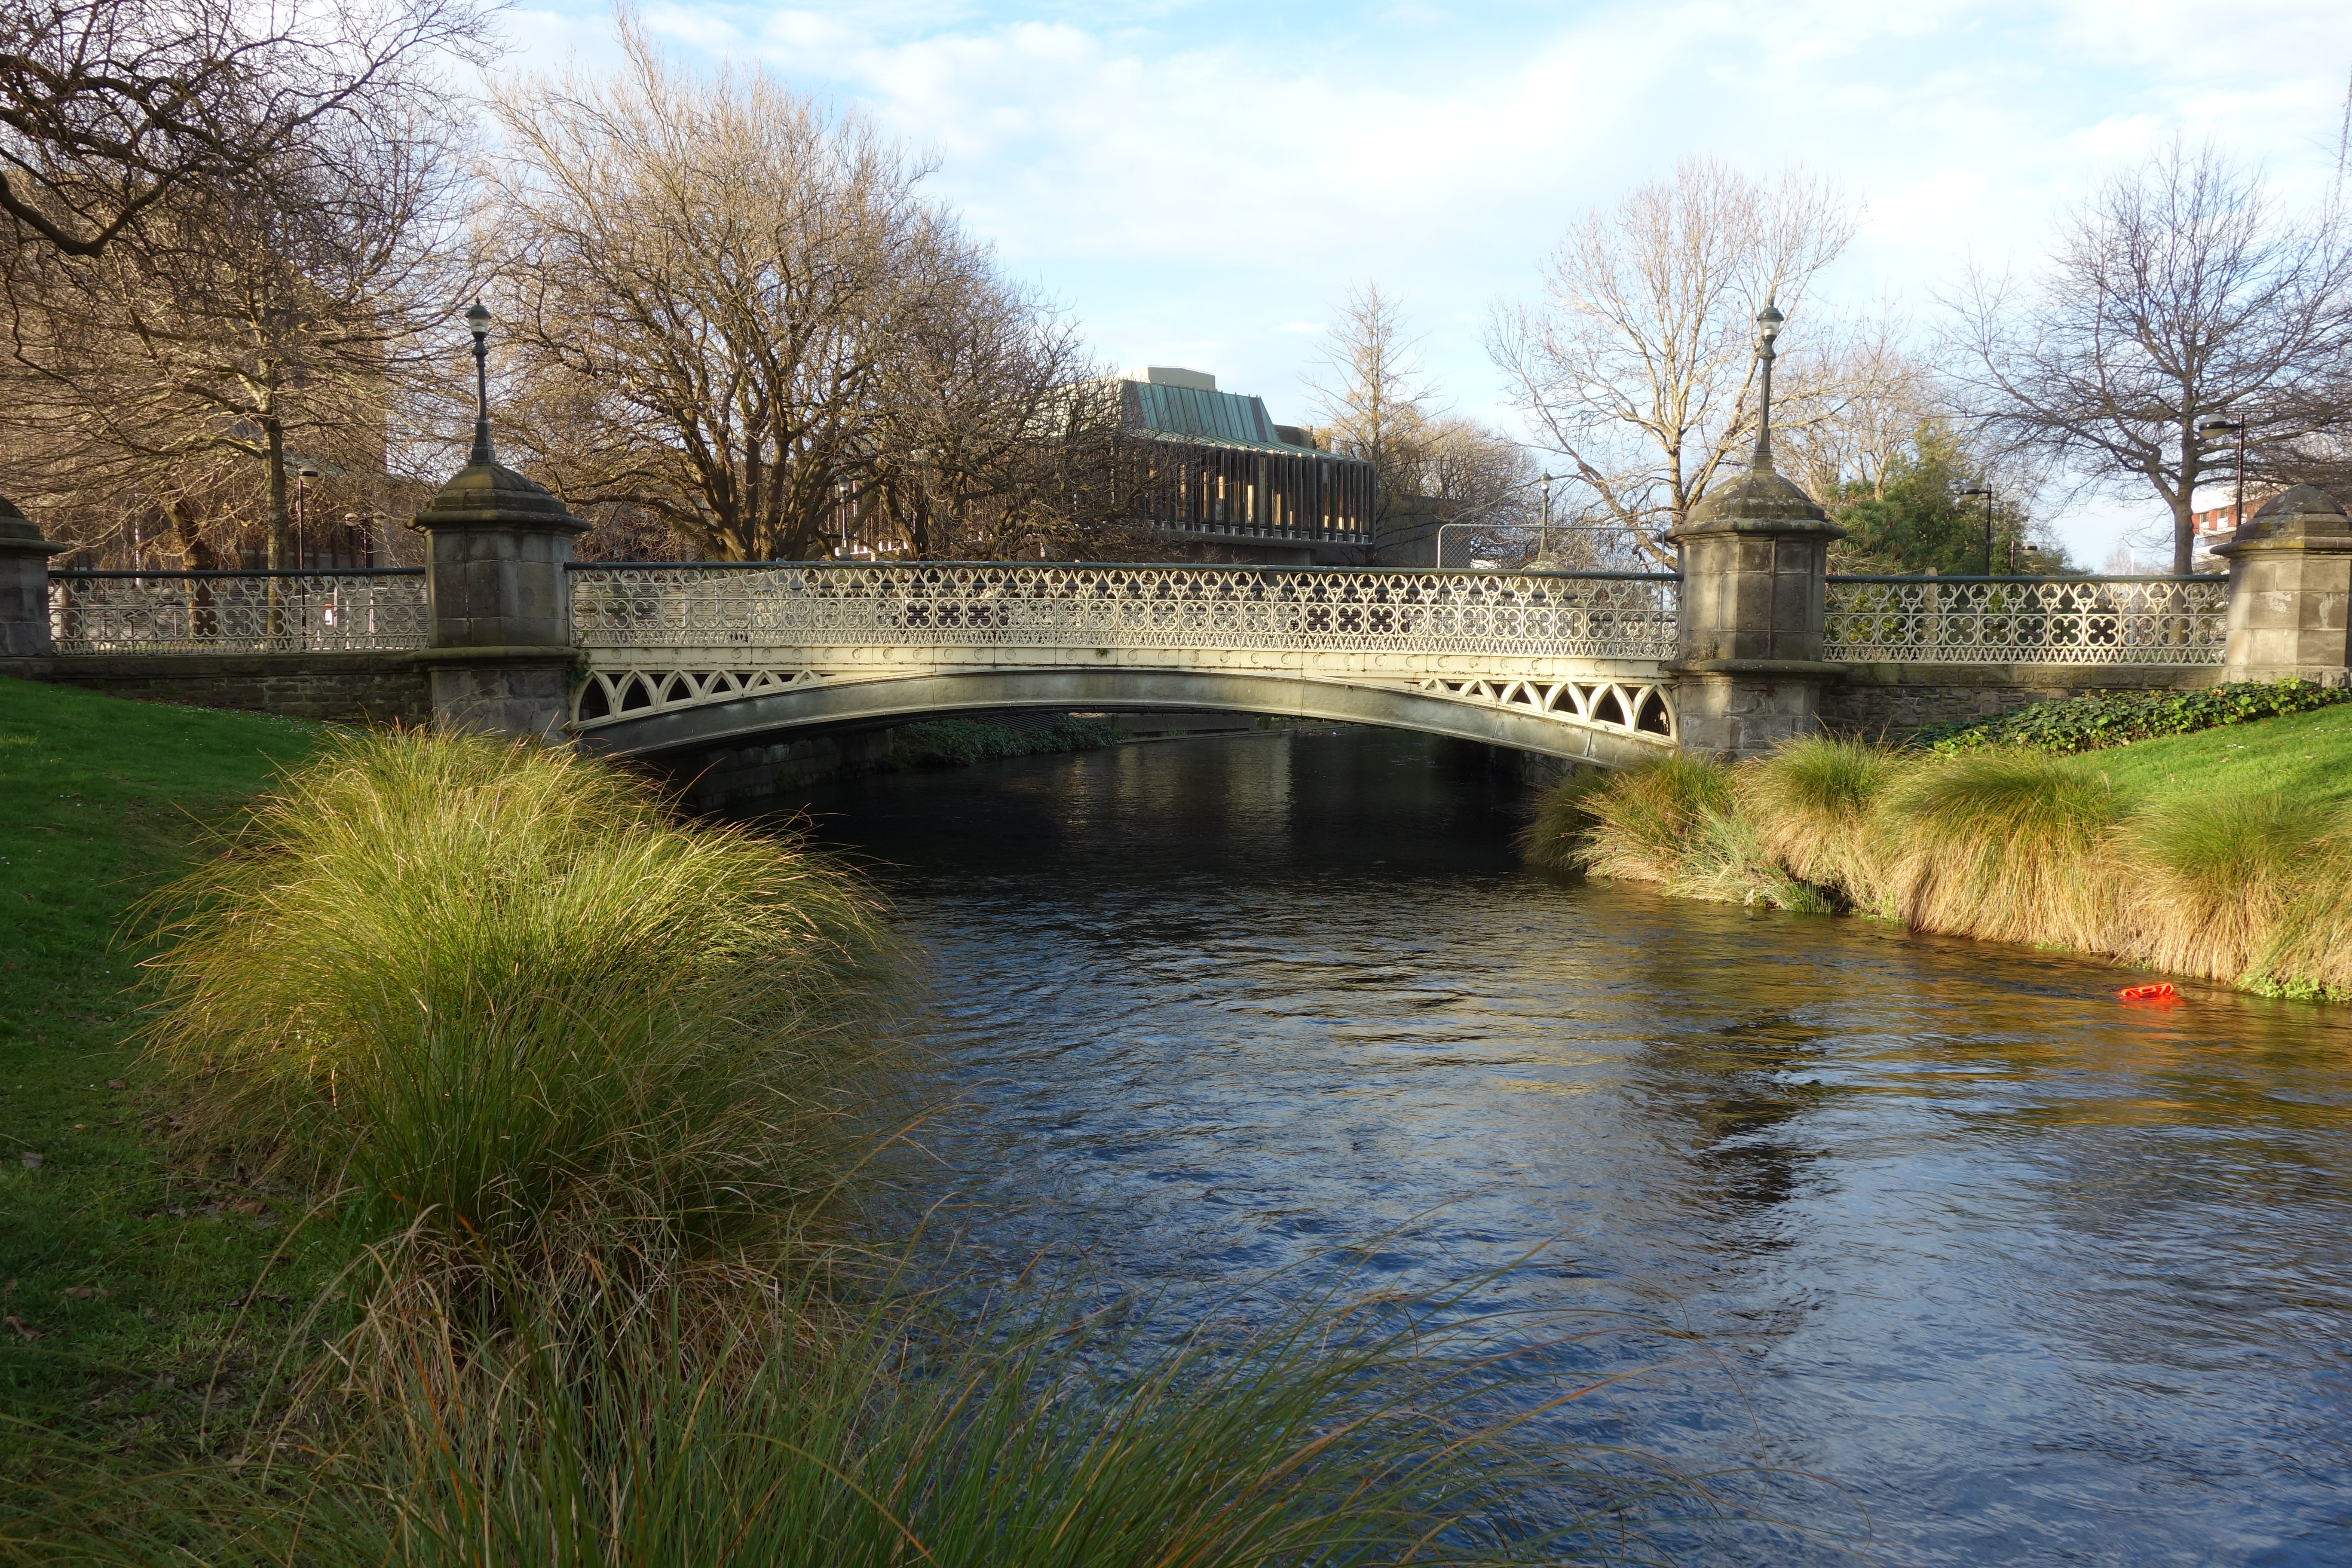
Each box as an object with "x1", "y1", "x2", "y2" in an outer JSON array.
[{"x1": 796, "y1": 727, "x2": 2352, "y2": 1565}]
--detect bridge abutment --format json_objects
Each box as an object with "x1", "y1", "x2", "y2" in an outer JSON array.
[
  {"x1": 1665, "y1": 462, "x2": 1844, "y2": 761},
  {"x1": 2215, "y1": 485, "x2": 2352, "y2": 688},
  {"x1": 0, "y1": 496, "x2": 66, "y2": 656},
  {"x1": 409, "y1": 311, "x2": 591, "y2": 742}
]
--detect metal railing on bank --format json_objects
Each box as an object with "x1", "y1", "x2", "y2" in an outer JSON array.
[
  {"x1": 47, "y1": 569, "x2": 429, "y2": 654},
  {"x1": 566, "y1": 561, "x2": 1686, "y2": 662},
  {"x1": 1822, "y1": 575, "x2": 2228, "y2": 666}
]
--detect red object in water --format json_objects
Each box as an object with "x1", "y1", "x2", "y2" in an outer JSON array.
[{"x1": 2119, "y1": 982, "x2": 2180, "y2": 1003}]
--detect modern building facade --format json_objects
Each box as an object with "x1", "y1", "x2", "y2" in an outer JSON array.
[{"x1": 1110, "y1": 367, "x2": 1376, "y2": 565}]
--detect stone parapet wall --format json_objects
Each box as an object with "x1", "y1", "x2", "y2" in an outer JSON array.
[
  {"x1": 1819, "y1": 662, "x2": 2219, "y2": 738},
  {"x1": 0, "y1": 651, "x2": 431, "y2": 724}
]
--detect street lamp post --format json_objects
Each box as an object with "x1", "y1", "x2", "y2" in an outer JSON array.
[
  {"x1": 1960, "y1": 486, "x2": 1996, "y2": 573},
  {"x1": 293, "y1": 464, "x2": 319, "y2": 569},
  {"x1": 2197, "y1": 416, "x2": 2249, "y2": 547}
]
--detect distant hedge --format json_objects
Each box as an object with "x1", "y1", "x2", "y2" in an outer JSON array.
[{"x1": 1908, "y1": 679, "x2": 2352, "y2": 755}]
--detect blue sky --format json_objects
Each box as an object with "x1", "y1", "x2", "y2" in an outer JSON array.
[{"x1": 495, "y1": 0, "x2": 2352, "y2": 562}]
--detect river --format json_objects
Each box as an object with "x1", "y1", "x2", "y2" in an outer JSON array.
[{"x1": 796, "y1": 725, "x2": 2352, "y2": 1565}]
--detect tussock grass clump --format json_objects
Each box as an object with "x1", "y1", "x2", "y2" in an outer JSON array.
[
  {"x1": 135, "y1": 728, "x2": 889, "y2": 1291},
  {"x1": 1517, "y1": 737, "x2": 2352, "y2": 993},
  {"x1": 1513, "y1": 766, "x2": 1618, "y2": 872},
  {"x1": 1880, "y1": 748, "x2": 2126, "y2": 950},
  {"x1": 327, "y1": 1288, "x2": 1682, "y2": 1568},
  {"x1": 19, "y1": 1274, "x2": 1718, "y2": 1567},
  {"x1": 1742, "y1": 738, "x2": 1913, "y2": 916},
  {"x1": 1574, "y1": 756, "x2": 1733, "y2": 885},
  {"x1": 1523, "y1": 756, "x2": 1834, "y2": 912},
  {"x1": 2122, "y1": 792, "x2": 2345, "y2": 983}
]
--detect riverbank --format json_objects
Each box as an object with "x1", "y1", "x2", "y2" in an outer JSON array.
[
  {"x1": 3, "y1": 678, "x2": 1688, "y2": 1563},
  {"x1": 1523, "y1": 686, "x2": 2352, "y2": 998}
]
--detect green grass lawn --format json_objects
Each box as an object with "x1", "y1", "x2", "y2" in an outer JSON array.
[
  {"x1": 0, "y1": 676, "x2": 331, "y2": 1478},
  {"x1": 2080, "y1": 698, "x2": 2352, "y2": 805}
]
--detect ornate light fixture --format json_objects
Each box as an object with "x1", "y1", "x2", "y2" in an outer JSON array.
[
  {"x1": 466, "y1": 300, "x2": 493, "y2": 466},
  {"x1": 1752, "y1": 300, "x2": 1785, "y2": 470}
]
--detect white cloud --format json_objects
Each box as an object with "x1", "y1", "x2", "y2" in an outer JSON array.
[{"x1": 511, "y1": 0, "x2": 2352, "y2": 558}]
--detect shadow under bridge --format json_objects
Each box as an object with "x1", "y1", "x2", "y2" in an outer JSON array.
[{"x1": 565, "y1": 562, "x2": 1683, "y2": 767}]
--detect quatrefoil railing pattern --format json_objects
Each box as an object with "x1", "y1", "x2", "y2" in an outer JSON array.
[
  {"x1": 50, "y1": 569, "x2": 429, "y2": 653},
  {"x1": 567, "y1": 563, "x2": 1683, "y2": 658},
  {"x1": 1822, "y1": 575, "x2": 2228, "y2": 665}
]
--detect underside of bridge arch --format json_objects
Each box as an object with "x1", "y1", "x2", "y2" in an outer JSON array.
[{"x1": 576, "y1": 667, "x2": 1676, "y2": 769}]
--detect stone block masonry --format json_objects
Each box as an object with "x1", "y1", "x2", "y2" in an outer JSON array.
[
  {"x1": 1819, "y1": 663, "x2": 2220, "y2": 738},
  {"x1": 0, "y1": 651, "x2": 431, "y2": 724}
]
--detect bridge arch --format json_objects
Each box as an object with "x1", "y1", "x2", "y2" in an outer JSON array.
[
  {"x1": 573, "y1": 665, "x2": 1678, "y2": 768},
  {"x1": 564, "y1": 561, "x2": 1684, "y2": 767}
]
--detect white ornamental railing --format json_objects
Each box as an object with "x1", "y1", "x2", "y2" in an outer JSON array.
[
  {"x1": 49, "y1": 570, "x2": 429, "y2": 654},
  {"x1": 1822, "y1": 575, "x2": 2228, "y2": 666},
  {"x1": 568, "y1": 562, "x2": 1683, "y2": 661}
]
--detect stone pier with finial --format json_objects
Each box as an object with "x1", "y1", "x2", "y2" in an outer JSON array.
[
  {"x1": 1662, "y1": 301, "x2": 1847, "y2": 759},
  {"x1": 2214, "y1": 484, "x2": 2352, "y2": 687},
  {"x1": 408, "y1": 302, "x2": 592, "y2": 740},
  {"x1": 0, "y1": 494, "x2": 69, "y2": 656}
]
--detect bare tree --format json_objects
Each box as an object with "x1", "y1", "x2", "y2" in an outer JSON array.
[
  {"x1": 855, "y1": 244, "x2": 1133, "y2": 559},
  {"x1": 0, "y1": 0, "x2": 498, "y2": 259},
  {"x1": 488, "y1": 19, "x2": 1083, "y2": 564},
  {"x1": 3, "y1": 92, "x2": 474, "y2": 564},
  {"x1": 1948, "y1": 141, "x2": 2352, "y2": 573},
  {"x1": 1488, "y1": 159, "x2": 1856, "y2": 556},
  {"x1": 1776, "y1": 316, "x2": 1943, "y2": 506},
  {"x1": 1307, "y1": 281, "x2": 1434, "y2": 531}
]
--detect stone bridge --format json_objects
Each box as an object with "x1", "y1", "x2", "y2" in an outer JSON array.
[
  {"x1": 5, "y1": 455, "x2": 2337, "y2": 772},
  {"x1": 563, "y1": 563, "x2": 1684, "y2": 768}
]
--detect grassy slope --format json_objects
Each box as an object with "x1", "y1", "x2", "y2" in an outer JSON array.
[
  {"x1": 2078, "y1": 700, "x2": 2352, "y2": 805},
  {"x1": 0, "y1": 676, "x2": 326, "y2": 1469}
]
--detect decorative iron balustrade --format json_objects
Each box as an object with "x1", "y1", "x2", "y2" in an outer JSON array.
[
  {"x1": 48, "y1": 569, "x2": 430, "y2": 653},
  {"x1": 568, "y1": 562, "x2": 1683, "y2": 660},
  {"x1": 1822, "y1": 575, "x2": 2228, "y2": 665}
]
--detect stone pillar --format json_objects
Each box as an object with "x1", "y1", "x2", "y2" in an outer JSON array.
[
  {"x1": 409, "y1": 304, "x2": 591, "y2": 741},
  {"x1": 2213, "y1": 484, "x2": 2352, "y2": 687},
  {"x1": 0, "y1": 496, "x2": 67, "y2": 657},
  {"x1": 1664, "y1": 464, "x2": 1844, "y2": 760},
  {"x1": 409, "y1": 460, "x2": 589, "y2": 740}
]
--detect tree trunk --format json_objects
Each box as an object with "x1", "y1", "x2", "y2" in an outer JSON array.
[
  {"x1": 2170, "y1": 488, "x2": 2196, "y2": 576},
  {"x1": 264, "y1": 419, "x2": 291, "y2": 570}
]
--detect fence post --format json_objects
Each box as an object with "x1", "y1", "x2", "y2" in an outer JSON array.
[
  {"x1": 2214, "y1": 484, "x2": 2352, "y2": 688},
  {"x1": 410, "y1": 308, "x2": 590, "y2": 739},
  {"x1": 1664, "y1": 462, "x2": 1844, "y2": 760},
  {"x1": 0, "y1": 496, "x2": 66, "y2": 657}
]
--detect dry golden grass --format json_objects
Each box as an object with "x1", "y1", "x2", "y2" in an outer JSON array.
[
  {"x1": 2119, "y1": 791, "x2": 2344, "y2": 983},
  {"x1": 1740, "y1": 737, "x2": 1915, "y2": 917},
  {"x1": 1525, "y1": 737, "x2": 2352, "y2": 998},
  {"x1": 134, "y1": 728, "x2": 897, "y2": 1315},
  {"x1": 1879, "y1": 748, "x2": 2130, "y2": 952}
]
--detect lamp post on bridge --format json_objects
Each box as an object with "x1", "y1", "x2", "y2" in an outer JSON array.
[
  {"x1": 1660, "y1": 299, "x2": 1846, "y2": 758},
  {"x1": 408, "y1": 299, "x2": 592, "y2": 739}
]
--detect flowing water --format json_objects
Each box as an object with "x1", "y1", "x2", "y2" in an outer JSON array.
[{"x1": 795, "y1": 726, "x2": 2352, "y2": 1565}]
